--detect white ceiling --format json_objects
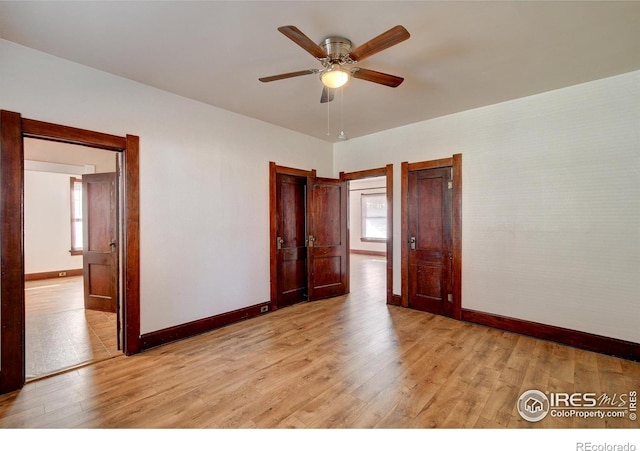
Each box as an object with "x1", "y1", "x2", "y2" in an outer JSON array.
[{"x1": 1, "y1": 1, "x2": 639, "y2": 143}]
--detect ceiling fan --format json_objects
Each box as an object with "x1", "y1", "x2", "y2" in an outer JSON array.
[{"x1": 259, "y1": 25, "x2": 410, "y2": 103}]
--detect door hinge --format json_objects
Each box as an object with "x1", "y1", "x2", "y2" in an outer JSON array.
[{"x1": 447, "y1": 293, "x2": 453, "y2": 303}]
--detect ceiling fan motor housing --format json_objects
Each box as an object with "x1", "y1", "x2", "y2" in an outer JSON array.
[{"x1": 321, "y1": 37, "x2": 353, "y2": 64}]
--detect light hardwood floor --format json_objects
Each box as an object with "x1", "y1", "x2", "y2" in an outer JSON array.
[
  {"x1": 1, "y1": 254, "x2": 638, "y2": 428},
  {"x1": 25, "y1": 276, "x2": 119, "y2": 380}
]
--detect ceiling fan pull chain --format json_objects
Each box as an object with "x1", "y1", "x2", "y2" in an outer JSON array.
[
  {"x1": 340, "y1": 87, "x2": 345, "y2": 138},
  {"x1": 326, "y1": 88, "x2": 331, "y2": 136},
  {"x1": 338, "y1": 87, "x2": 347, "y2": 140}
]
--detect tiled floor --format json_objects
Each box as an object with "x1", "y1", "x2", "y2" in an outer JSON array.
[{"x1": 25, "y1": 276, "x2": 120, "y2": 380}]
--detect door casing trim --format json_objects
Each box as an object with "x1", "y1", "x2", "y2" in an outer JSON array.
[{"x1": 0, "y1": 110, "x2": 140, "y2": 394}]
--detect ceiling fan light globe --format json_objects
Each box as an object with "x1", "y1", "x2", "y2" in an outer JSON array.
[{"x1": 320, "y1": 66, "x2": 350, "y2": 89}]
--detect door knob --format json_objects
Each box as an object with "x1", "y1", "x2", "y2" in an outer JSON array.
[{"x1": 409, "y1": 236, "x2": 416, "y2": 250}]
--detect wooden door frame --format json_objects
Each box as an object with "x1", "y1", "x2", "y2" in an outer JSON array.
[
  {"x1": 0, "y1": 110, "x2": 140, "y2": 394},
  {"x1": 401, "y1": 155, "x2": 462, "y2": 319},
  {"x1": 268, "y1": 162, "x2": 316, "y2": 311},
  {"x1": 339, "y1": 165, "x2": 394, "y2": 304}
]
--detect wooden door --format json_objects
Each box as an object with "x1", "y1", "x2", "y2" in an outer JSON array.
[
  {"x1": 407, "y1": 167, "x2": 453, "y2": 316},
  {"x1": 307, "y1": 177, "x2": 348, "y2": 300},
  {"x1": 83, "y1": 172, "x2": 118, "y2": 313},
  {"x1": 275, "y1": 173, "x2": 308, "y2": 307}
]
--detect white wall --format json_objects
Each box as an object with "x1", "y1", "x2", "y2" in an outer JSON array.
[
  {"x1": 25, "y1": 138, "x2": 118, "y2": 173},
  {"x1": 334, "y1": 70, "x2": 640, "y2": 344},
  {"x1": 349, "y1": 177, "x2": 387, "y2": 254},
  {"x1": 0, "y1": 39, "x2": 333, "y2": 334},
  {"x1": 24, "y1": 170, "x2": 81, "y2": 274}
]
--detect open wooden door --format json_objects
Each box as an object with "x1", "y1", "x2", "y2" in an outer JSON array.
[
  {"x1": 307, "y1": 177, "x2": 348, "y2": 300},
  {"x1": 83, "y1": 172, "x2": 118, "y2": 313},
  {"x1": 274, "y1": 173, "x2": 309, "y2": 307},
  {"x1": 270, "y1": 163, "x2": 348, "y2": 308}
]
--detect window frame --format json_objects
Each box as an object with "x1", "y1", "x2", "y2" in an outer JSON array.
[
  {"x1": 69, "y1": 176, "x2": 83, "y2": 255},
  {"x1": 360, "y1": 192, "x2": 388, "y2": 243}
]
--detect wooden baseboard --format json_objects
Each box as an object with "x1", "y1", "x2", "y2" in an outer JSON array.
[
  {"x1": 25, "y1": 269, "x2": 83, "y2": 281},
  {"x1": 140, "y1": 302, "x2": 270, "y2": 351},
  {"x1": 461, "y1": 308, "x2": 640, "y2": 362},
  {"x1": 141, "y1": 302, "x2": 639, "y2": 361},
  {"x1": 350, "y1": 249, "x2": 386, "y2": 257},
  {"x1": 389, "y1": 294, "x2": 402, "y2": 306}
]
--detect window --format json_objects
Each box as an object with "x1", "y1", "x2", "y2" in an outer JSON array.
[
  {"x1": 361, "y1": 193, "x2": 387, "y2": 242},
  {"x1": 70, "y1": 177, "x2": 83, "y2": 255}
]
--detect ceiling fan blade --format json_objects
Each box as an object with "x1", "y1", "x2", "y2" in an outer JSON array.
[
  {"x1": 278, "y1": 25, "x2": 327, "y2": 60},
  {"x1": 320, "y1": 86, "x2": 335, "y2": 103},
  {"x1": 348, "y1": 25, "x2": 410, "y2": 62},
  {"x1": 259, "y1": 69, "x2": 316, "y2": 83},
  {"x1": 351, "y1": 68, "x2": 404, "y2": 87}
]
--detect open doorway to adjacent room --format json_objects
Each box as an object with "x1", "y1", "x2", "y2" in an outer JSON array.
[
  {"x1": 24, "y1": 138, "x2": 121, "y2": 380},
  {"x1": 347, "y1": 176, "x2": 387, "y2": 301},
  {"x1": 340, "y1": 165, "x2": 393, "y2": 305}
]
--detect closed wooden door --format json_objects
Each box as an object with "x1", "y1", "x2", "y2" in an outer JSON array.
[
  {"x1": 275, "y1": 173, "x2": 308, "y2": 307},
  {"x1": 83, "y1": 172, "x2": 118, "y2": 313},
  {"x1": 408, "y1": 167, "x2": 453, "y2": 316},
  {"x1": 307, "y1": 177, "x2": 348, "y2": 300}
]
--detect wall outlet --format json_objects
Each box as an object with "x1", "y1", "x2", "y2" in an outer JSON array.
[
  {"x1": 260, "y1": 305, "x2": 269, "y2": 313},
  {"x1": 58, "y1": 271, "x2": 67, "y2": 277}
]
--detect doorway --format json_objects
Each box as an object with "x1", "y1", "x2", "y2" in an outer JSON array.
[
  {"x1": 401, "y1": 155, "x2": 462, "y2": 319},
  {"x1": 0, "y1": 110, "x2": 140, "y2": 395},
  {"x1": 341, "y1": 165, "x2": 394, "y2": 304},
  {"x1": 23, "y1": 139, "x2": 120, "y2": 380},
  {"x1": 269, "y1": 162, "x2": 349, "y2": 310}
]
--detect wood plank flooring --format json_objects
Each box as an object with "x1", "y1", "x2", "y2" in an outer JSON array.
[
  {"x1": 25, "y1": 276, "x2": 119, "y2": 380},
  {"x1": 1, "y1": 254, "x2": 639, "y2": 428}
]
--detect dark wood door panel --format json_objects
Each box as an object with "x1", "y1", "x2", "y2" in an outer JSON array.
[
  {"x1": 310, "y1": 255, "x2": 344, "y2": 296},
  {"x1": 280, "y1": 176, "x2": 307, "y2": 248},
  {"x1": 416, "y1": 176, "x2": 445, "y2": 250},
  {"x1": 86, "y1": 181, "x2": 112, "y2": 251},
  {"x1": 281, "y1": 259, "x2": 307, "y2": 301},
  {"x1": 410, "y1": 262, "x2": 449, "y2": 315},
  {"x1": 308, "y1": 178, "x2": 348, "y2": 300},
  {"x1": 313, "y1": 184, "x2": 342, "y2": 245},
  {"x1": 86, "y1": 260, "x2": 115, "y2": 312},
  {"x1": 408, "y1": 167, "x2": 453, "y2": 316},
  {"x1": 275, "y1": 173, "x2": 308, "y2": 307},
  {"x1": 83, "y1": 172, "x2": 117, "y2": 313}
]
